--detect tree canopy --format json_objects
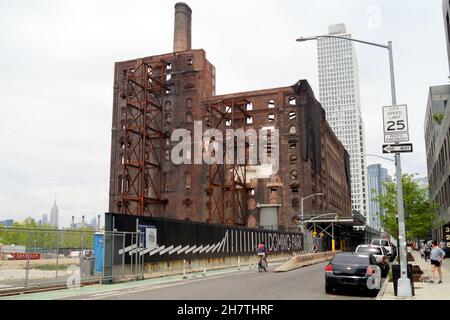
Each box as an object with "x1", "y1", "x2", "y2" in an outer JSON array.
[{"x1": 372, "y1": 173, "x2": 441, "y2": 240}]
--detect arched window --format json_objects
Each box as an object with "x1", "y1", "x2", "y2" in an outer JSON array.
[
  {"x1": 246, "y1": 102, "x2": 253, "y2": 111},
  {"x1": 268, "y1": 99, "x2": 275, "y2": 108},
  {"x1": 165, "y1": 113, "x2": 172, "y2": 124},
  {"x1": 185, "y1": 171, "x2": 192, "y2": 189},
  {"x1": 289, "y1": 125, "x2": 297, "y2": 135},
  {"x1": 291, "y1": 170, "x2": 298, "y2": 180},
  {"x1": 165, "y1": 101, "x2": 172, "y2": 111},
  {"x1": 186, "y1": 112, "x2": 193, "y2": 122},
  {"x1": 290, "y1": 155, "x2": 297, "y2": 164},
  {"x1": 292, "y1": 198, "x2": 299, "y2": 208},
  {"x1": 186, "y1": 98, "x2": 193, "y2": 108},
  {"x1": 268, "y1": 114, "x2": 275, "y2": 122},
  {"x1": 246, "y1": 116, "x2": 253, "y2": 124}
]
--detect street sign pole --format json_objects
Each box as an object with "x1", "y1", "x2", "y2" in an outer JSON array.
[{"x1": 388, "y1": 41, "x2": 412, "y2": 297}]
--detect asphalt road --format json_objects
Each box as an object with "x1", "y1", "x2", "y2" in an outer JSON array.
[{"x1": 61, "y1": 262, "x2": 379, "y2": 300}]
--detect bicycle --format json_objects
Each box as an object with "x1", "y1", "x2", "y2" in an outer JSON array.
[{"x1": 258, "y1": 254, "x2": 268, "y2": 272}]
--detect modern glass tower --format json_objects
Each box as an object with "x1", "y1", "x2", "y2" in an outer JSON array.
[
  {"x1": 317, "y1": 23, "x2": 369, "y2": 219},
  {"x1": 367, "y1": 164, "x2": 392, "y2": 230}
]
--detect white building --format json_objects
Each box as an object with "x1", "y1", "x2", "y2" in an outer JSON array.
[
  {"x1": 317, "y1": 23, "x2": 369, "y2": 220},
  {"x1": 49, "y1": 200, "x2": 59, "y2": 227}
]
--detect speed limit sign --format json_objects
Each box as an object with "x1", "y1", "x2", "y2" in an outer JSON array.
[{"x1": 383, "y1": 104, "x2": 409, "y2": 143}]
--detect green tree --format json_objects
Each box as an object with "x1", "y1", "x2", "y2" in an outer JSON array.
[
  {"x1": 433, "y1": 112, "x2": 444, "y2": 125},
  {"x1": 373, "y1": 173, "x2": 441, "y2": 240}
]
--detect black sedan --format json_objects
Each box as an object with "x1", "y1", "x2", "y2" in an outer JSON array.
[{"x1": 325, "y1": 252, "x2": 381, "y2": 295}]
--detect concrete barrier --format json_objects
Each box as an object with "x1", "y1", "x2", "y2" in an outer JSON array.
[{"x1": 273, "y1": 251, "x2": 341, "y2": 272}]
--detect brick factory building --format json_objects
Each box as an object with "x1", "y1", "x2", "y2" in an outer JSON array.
[{"x1": 108, "y1": 2, "x2": 352, "y2": 232}]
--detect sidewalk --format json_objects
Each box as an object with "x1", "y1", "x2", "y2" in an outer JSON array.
[{"x1": 380, "y1": 249, "x2": 450, "y2": 300}]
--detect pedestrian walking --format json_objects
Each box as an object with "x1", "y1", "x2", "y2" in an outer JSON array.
[{"x1": 430, "y1": 240, "x2": 446, "y2": 284}]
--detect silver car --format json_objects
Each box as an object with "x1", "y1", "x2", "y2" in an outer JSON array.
[{"x1": 355, "y1": 244, "x2": 390, "y2": 277}]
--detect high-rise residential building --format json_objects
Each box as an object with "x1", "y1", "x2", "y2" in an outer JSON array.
[
  {"x1": 49, "y1": 200, "x2": 59, "y2": 228},
  {"x1": 424, "y1": 84, "x2": 450, "y2": 242},
  {"x1": 367, "y1": 164, "x2": 392, "y2": 231},
  {"x1": 42, "y1": 214, "x2": 48, "y2": 225},
  {"x1": 443, "y1": 0, "x2": 450, "y2": 75},
  {"x1": 317, "y1": 23, "x2": 369, "y2": 220}
]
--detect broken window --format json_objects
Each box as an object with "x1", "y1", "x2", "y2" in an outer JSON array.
[
  {"x1": 268, "y1": 114, "x2": 275, "y2": 122},
  {"x1": 268, "y1": 99, "x2": 275, "y2": 109},
  {"x1": 246, "y1": 102, "x2": 253, "y2": 111},
  {"x1": 187, "y1": 56, "x2": 193, "y2": 65},
  {"x1": 289, "y1": 140, "x2": 297, "y2": 149},
  {"x1": 246, "y1": 116, "x2": 253, "y2": 124}
]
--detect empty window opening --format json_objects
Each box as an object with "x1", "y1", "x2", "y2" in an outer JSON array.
[
  {"x1": 246, "y1": 102, "x2": 253, "y2": 111},
  {"x1": 290, "y1": 155, "x2": 297, "y2": 164},
  {"x1": 268, "y1": 99, "x2": 275, "y2": 108},
  {"x1": 289, "y1": 96, "x2": 296, "y2": 106},
  {"x1": 290, "y1": 185, "x2": 299, "y2": 193},
  {"x1": 246, "y1": 116, "x2": 253, "y2": 124},
  {"x1": 185, "y1": 172, "x2": 192, "y2": 189},
  {"x1": 268, "y1": 114, "x2": 275, "y2": 122},
  {"x1": 289, "y1": 111, "x2": 296, "y2": 120}
]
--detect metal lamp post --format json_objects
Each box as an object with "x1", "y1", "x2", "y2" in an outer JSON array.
[
  {"x1": 300, "y1": 193, "x2": 324, "y2": 253},
  {"x1": 296, "y1": 35, "x2": 412, "y2": 297}
]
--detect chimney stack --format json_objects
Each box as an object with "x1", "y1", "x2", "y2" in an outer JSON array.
[
  {"x1": 82, "y1": 215, "x2": 85, "y2": 228},
  {"x1": 97, "y1": 215, "x2": 101, "y2": 230},
  {"x1": 173, "y1": 2, "x2": 192, "y2": 52}
]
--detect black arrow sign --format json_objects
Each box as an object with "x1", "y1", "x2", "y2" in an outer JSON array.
[{"x1": 382, "y1": 143, "x2": 413, "y2": 154}]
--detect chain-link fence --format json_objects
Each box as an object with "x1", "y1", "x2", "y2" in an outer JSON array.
[{"x1": 0, "y1": 227, "x2": 142, "y2": 294}]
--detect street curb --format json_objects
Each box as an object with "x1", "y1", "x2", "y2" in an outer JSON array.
[{"x1": 376, "y1": 278, "x2": 389, "y2": 300}]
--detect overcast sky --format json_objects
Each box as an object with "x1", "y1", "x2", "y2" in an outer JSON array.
[{"x1": 0, "y1": 0, "x2": 447, "y2": 227}]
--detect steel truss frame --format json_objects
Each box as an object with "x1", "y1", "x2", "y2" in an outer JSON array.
[{"x1": 117, "y1": 58, "x2": 170, "y2": 216}]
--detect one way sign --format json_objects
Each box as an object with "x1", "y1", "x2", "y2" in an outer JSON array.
[{"x1": 382, "y1": 143, "x2": 413, "y2": 154}]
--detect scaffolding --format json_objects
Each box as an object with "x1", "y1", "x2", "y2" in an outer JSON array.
[
  {"x1": 117, "y1": 58, "x2": 170, "y2": 216},
  {"x1": 205, "y1": 98, "x2": 252, "y2": 225}
]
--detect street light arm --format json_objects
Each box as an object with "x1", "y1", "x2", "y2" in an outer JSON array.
[
  {"x1": 296, "y1": 35, "x2": 389, "y2": 49},
  {"x1": 302, "y1": 192, "x2": 324, "y2": 201},
  {"x1": 366, "y1": 154, "x2": 395, "y2": 162}
]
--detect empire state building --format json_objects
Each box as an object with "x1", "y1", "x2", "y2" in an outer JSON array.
[{"x1": 50, "y1": 200, "x2": 59, "y2": 228}]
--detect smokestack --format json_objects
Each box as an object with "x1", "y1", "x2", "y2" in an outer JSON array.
[
  {"x1": 173, "y1": 2, "x2": 192, "y2": 52},
  {"x1": 82, "y1": 215, "x2": 85, "y2": 228},
  {"x1": 97, "y1": 215, "x2": 101, "y2": 230},
  {"x1": 71, "y1": 216, "x2": 74, "y2": 226}
]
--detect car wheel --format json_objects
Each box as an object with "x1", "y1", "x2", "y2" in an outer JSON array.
[{"x1": 325, "y1": 285, "x2": 334, "y2": 294}]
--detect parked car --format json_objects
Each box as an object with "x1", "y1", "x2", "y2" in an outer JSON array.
[
  {"x1": 355, "y1": 245, "x2": 390, "y2": 277},
  {"x1": 371, "y1": 239, "x2": 396, "y2": 262},
  {"x1": 325, "y1": 252, "x2": 381, "y2": 295}
]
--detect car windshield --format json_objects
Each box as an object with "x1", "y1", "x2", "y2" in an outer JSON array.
[
  {"x1": 380, "y1": 240, "x2": 389, "y2": 246},
  {"x1": 332, "y1": 254, "x2": 370, "y2": 264},
  {"x1": 356, "y1": 247, "x2": 382, "y2": 255},
  {"x1": 371, "y1": 240, "x2": 380, "y2": 245}
]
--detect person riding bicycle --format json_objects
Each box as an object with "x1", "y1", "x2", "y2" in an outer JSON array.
[{"x1": 257, "y1": 241, "x2": 269, "y2": 268}]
